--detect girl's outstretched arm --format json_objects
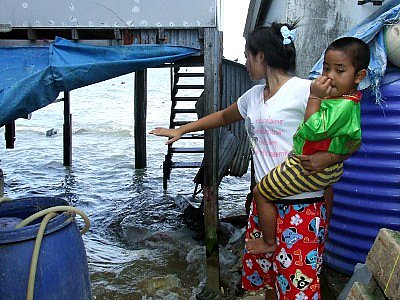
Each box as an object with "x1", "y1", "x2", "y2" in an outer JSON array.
[{"x1": 149, "y1": 102, "x2": 243, "y2": 144}]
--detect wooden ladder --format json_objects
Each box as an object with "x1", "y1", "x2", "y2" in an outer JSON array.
[{"x1": 163, "y1": 67, "x2": 205, "y2": 189}]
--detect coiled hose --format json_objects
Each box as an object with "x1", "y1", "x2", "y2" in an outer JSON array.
[{"x1": 14, "y1": 206, "x2": 90, "y2": 300}]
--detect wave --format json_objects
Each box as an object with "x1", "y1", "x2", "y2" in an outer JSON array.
[
  {"x1": 13, "y1": 126, "x2": 58, "y2": 136},
  {"x1": 73, "y1": 127, "x2": 133, "y2": 137}
]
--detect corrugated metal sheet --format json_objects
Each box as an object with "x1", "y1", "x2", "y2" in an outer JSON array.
[
  {"x1": 221, "y1": 59, "x2": 254, "y2": 176},
  {"x1": 161, "y1": 29, "x2": 203, "y2": 49},
  {"x1": 324, "y1": 70, "x2": 400, "y2": 275},
  {"x1": 0, "y1": 29, "x2": 204, "y2": 49},
  {"x1": 131, "y1": 29, "x2": 204, "y2": 48}
]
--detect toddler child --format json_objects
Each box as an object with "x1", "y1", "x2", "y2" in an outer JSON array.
[{"x1": 246, "y1": 37, "x2": 370, "y2": 254}]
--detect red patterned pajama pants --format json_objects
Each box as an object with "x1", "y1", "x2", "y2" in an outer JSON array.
[{"x1": 242, "y1": 199, "x2": 327, "y2": 299}]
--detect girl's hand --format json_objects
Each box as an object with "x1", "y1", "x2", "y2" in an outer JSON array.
[
  {"x1": 297, "y1": 152, "x2": 331, "y2": 175},
  {"x1": 310, "y1": 76, "x2": 332, "y2": 99},
  {"x1": 298, "y1": 151, "x2": 352, "y2": 175},
  {"x1": 149, "y1": 127, "x2": 183, "y2": 144}
]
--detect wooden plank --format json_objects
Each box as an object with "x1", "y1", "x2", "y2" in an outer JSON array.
[
  {"x1": 134, "y1": 69, "x2": 147, "y2": 169},
  {"x1": 176, "y1": 72, "x2": 204, "y2": 77},
  {"x1": 175, "y1": 84, "x2": 204, "y2": 89},
  {"x1": 171, "y1": 147, "x2": 204, "y2": 153},
  {"x1": 181, "y1": 133, "x2": 204, "y2": 139},
  {"x1": 366, "y1": 228, "x2": 400, "y2": 300},
  {"x1": 63, "y1": 91, "x2": 72, "y2": 166},
  {"x1": 171, "y1": 161, "x2": 202, "y2": 168},
  {"x1": 202, "y1": 27, "x2": 222, "y2": 294},
  {"x1": 174, "y1": 96, "x2": 200, "y2": 101},
  {"x1": 172, "y1": 108, "x2": 197, "y2": 113},
  {"x1": 172, "y1": 121, "x2": 196, "y2": 126}
]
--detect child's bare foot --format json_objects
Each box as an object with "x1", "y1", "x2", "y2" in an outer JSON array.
[{"x1": 245, "y1": 238, "x2": 277, "y2": 254}]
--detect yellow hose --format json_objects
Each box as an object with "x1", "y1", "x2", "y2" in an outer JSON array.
[
  {"x1": 0, "y1": 197, "x2": 13, "y2": 203},
  {"x1": 26, "y1": 212, "x2": 58, "y2": 300},
  {"x1": 15, "y1": 206, "x2": 90, "y2": 234},
  {"x1": 14, "y1": 205, "x2": 90, "y2": 300}
]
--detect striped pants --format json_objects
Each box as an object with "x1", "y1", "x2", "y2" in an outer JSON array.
[{"x1": 257, "y1": 153, "x2": 343, "y2": 201}]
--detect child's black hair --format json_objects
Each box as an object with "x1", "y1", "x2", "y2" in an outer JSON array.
[
  {"x1": 245, "y1": 22, "x2": 297, "y2": 74},
  {"x1": 326, "y1": 37, "x2": 370, "y2": 73}
]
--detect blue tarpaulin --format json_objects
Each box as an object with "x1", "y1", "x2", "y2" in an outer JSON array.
[
  {"x1": 0, "y1": 37, "x2": 199, "y2": 127},
  {"x1": 309, "y1": 0, "x2": 400, "y2": 104}
]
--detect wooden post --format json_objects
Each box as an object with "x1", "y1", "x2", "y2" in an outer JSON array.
[
  {"x1": 4, "y1": 121, "x2": 15, "y2": 149},
  {"x1": 203, "y1": 27, "x2": 222, "y2": 293},
  {"x1": 63, "y1": 91, "x2": 72, "y2": 166},
  {"x1": 134, "y1": 69, "x2": 147, "y2": 169},
  {"x1": 0, "y1": 168, "x2": 4, "y2": 197}
]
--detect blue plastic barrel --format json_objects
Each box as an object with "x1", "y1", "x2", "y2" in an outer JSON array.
[
  {"x1": 324, "y1": 69, "x2": 400, "y2": 275},
  {"x1": 0, "y1": 197, "x2": 92, "y2": 299}
]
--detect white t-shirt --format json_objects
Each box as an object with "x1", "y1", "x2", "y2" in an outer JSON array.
[{"x1": 237, "y1": 77, "x2": 324, "y2": 199}]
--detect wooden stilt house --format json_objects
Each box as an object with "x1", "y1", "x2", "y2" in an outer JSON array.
[{"x1": 0, "y1": 0, "x2": 253, "y2": 294}]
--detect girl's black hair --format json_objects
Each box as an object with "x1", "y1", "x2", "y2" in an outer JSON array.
[{"x1": 245, "y1": 22, "x2": 297, "y2": 74}]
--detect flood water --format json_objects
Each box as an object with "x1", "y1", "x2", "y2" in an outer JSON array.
[{"x1": 0, "y1": 68, "x2": 251, "y2": 299}]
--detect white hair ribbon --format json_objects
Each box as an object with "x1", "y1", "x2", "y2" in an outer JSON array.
[{"x1": 280, "y1": 26, "x2": 296, "y2": 45}]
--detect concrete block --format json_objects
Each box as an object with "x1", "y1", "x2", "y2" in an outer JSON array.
[
  {"x1": 338, "y1": 263, "x2": 373, "y2": 300},
  {"x1": 366, "y1": 277, "x2": 387, "y2": 300},
  {"x1": 366, "y1": 228, "x2": 400, "y2": 300},
  {"x1": 346, "y1": 282, "x2": 373, "y2": 300}
]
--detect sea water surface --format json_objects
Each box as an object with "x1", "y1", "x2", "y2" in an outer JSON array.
[{"x1": 0, "y1": 68, "x2": 250, "y2": 299}]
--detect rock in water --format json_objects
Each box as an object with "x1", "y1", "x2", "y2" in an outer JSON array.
[{"x1": 46, "y1": 128, "x2": 58, "y2": 137}]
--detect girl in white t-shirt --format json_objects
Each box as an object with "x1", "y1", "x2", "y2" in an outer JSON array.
[{"x1": 150, "y1": 23, "x2": 345, "y2": 300}]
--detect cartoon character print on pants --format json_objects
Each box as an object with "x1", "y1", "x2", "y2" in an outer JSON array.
[
  {"x1": 292, "y1": 203, "x2": 308, "y2": 212},
  {"x1": 281, "y1": 227, "x2": 303, "y2": 249},
  {"x1": 243, "y1": 200, "x2": 328, "y2": 296},
  {"x1": 305, "y1": 249, "x2": 318, "y2": 270},
  {"x1": 256, "y1": 257, "x2": 272, "y2": 273},
  {"x1": 290, "y1": 269, "x2": 313, "y2": 291},
  {"x1": 250, "y1": 214, "x2": 262, "y2": 240},
  {"x1": 245, "y1": 270, "x2": 263, "y2": 288},
  {"x1": 276, "y1": 248, "x2": 293, "y2": 269},
  {"x1": 320, "y1": 203, "x2": 327, "y2": 220},
  {"x1": 277, "y1": 273, "x2": 291, "y2": 295},
  {"x1": 307, "y1": 215, "x2": 326, "y2": 275},
  {"x1": 309, "y1": 217, "x2": 325, "y2": 243},
  {"x1": 242, "y1": 200, "x2": 275, "y2": 291},
  {"x1": 278, "y1": 204, "x2": 291, "y2": 218},
  {"x1": 294, "y1": 291, "x2": 319, "y2": 300},
  {"x1": 274, "y1": 202, "x2": 327, "y2": 299}
]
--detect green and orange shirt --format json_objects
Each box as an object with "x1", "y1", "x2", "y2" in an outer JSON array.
[{"x1": 293, "y1": 91, "x2": 362, "y2": 155}]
